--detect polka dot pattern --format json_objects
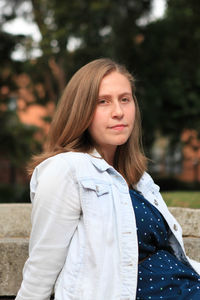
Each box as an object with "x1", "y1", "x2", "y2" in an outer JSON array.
[{"x1": 129, "y1": 189, "x2": 200, "y2": 299}]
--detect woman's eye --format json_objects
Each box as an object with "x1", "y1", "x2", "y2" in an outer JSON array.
[
  {"x1": 121, "y1": 97, "x2": 129, "y2": 102},
  {"x1": 98, "y1": 99, "x2": 107, "y2": 104}
]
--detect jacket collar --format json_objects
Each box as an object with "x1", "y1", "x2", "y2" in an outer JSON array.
[
  {"x1": 87, "y1": 149, "x2": 113, "y2": 172},
  {"x1": 87, "y1": 150, "x2": 150, "y2": 189}
]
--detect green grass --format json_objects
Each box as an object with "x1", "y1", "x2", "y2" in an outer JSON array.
[{"x1": 161, "y1": 191, "x2": 200, "y2": 209}]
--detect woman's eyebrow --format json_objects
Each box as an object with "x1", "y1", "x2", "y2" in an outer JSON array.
[
  {"x1": 98, "y1": 92, "x2": 132, "y2": 98},
  {"x1": 120, "y1": 92, "x2": 132, "y2": 97}
]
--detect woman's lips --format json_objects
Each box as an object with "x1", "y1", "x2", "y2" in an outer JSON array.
[{"x1": 109, "y1": 124, "x2": 127, "y2": 130}]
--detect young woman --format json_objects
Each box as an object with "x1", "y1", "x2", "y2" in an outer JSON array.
[{"x1": 16, "y1": 58, "x2": 200, "y2": 300}]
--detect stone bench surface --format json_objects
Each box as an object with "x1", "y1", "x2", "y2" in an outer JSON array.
[
  {"x1": 0, "y1": 204, "x2": 200, "y2": 296},
  {"x1": 0, "y1": 204, "x2": 31, "y2": 238},
  {"x1": 0, "y1": 204, "x2": 200, "y2": 238},
  {"x1": 169, "y1": 207, "x2": 200, "y2": 237}
]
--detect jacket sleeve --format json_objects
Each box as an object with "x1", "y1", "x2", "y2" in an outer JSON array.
[{"x1": 15, "y1": 155, "x2": 81, "y2": 300}]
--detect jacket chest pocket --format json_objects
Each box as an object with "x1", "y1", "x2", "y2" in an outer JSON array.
[{"x1": 79, "y1": 179, "x2": 111, "y2": 218}]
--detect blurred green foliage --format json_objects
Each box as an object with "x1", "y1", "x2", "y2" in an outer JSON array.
[
  {"x1": 138, "y1": 0, "x2": 200, "y2": 148},
  {"x1": 0, "y1": 183, "x2": 30, "y2": 203}
]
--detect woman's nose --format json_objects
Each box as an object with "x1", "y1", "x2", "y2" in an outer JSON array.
[{"x1": 111, "y1": 101, "x2": 124, "y2": 118}]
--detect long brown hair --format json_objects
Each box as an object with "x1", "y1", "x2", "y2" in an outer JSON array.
[{"x1": 28, "y1": 58, "x2": 147, "y2": 185}]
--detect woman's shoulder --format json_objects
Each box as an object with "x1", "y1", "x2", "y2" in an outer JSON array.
[
  {"x1": 136, "y1": 171, "x2": 160, "y2": 192},
  {"x1": 137, "y1": 172, "x2": 154, "y2": 185},
  {"x1": 30, "y1": 152, "x2": 89, "y2": 192},
  {"x1": 37, "y1": 151, "x2": 87, "y2": 168},
  {"x1": 32, "y1": 152, "x2": 89, "y2": 179}
]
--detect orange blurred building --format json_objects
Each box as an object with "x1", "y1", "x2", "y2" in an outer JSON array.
[
  {"x1": 0, "y1": 73, "x2": 55, "y2": 185},
  {"x1": 15, "y1": 73, "x2": 55, "y2": 138},
  {"x1": 179, "y1": 129, "x2": 200, "y2": 183}
]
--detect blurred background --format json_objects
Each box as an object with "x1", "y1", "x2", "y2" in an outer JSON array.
[{"x1": 0, "y1": 0, "x2": 200, "y2": 207}]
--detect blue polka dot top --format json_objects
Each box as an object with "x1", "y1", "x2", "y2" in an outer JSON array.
[{"x1": 129, "y1": 188, "x2": 200, "y2": 300}]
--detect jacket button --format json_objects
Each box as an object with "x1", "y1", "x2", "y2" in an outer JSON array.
[
  {"x1": 173, "y1": 224, "x2": 178, "y2": 231},
  {"x1": 154, "y1": 199, "x2": 158, "y2": 206}
]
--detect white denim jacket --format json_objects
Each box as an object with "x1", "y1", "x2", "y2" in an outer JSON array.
[{"x1": 16, "y1": 151, "x2": 200, "y2": 300}]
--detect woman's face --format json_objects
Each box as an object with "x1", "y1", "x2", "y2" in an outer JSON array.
[{"x1": 88, "y1": 71, "x2": 135, "y2": 164}]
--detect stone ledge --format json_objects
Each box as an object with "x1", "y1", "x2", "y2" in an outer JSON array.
[
  {"x1": 0, "y1": 238, "x2": 29, "y2": 296},
  {"x1": 1, "y1": 205, "x2": 200, "y2": 238},
  {"x1": 0, "y1": 204, "x2": 31, "y2": 238},
  {"x1": 183, "y1": 237, "x2": 200, "y2": 261},
  {"x1": 0, "y1": 236, "x2": 199, "y2": 296},
  {"x1": 169, "y1": 207, "x2": 200, "y2": 237}
]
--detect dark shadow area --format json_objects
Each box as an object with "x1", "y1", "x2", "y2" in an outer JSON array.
[{"x1": 153, "y1": 176, "x2": 200, "y2": 191}]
